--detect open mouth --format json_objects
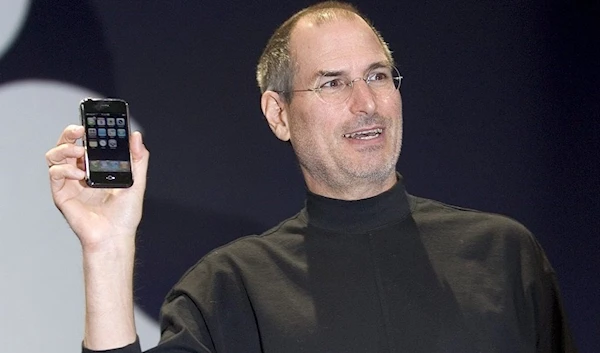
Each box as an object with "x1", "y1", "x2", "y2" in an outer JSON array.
[{"x1": 343, "y1": 128, "x2": 383, "y2": 140}]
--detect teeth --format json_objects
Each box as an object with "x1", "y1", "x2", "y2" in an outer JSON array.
[{"x1": 343, "y1": 128, "x2": 383, "y2": 139}]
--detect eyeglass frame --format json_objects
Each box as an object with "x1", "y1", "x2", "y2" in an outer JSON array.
[{"x1": 275, "y1": 65, "x2": 403, "y2": 104}]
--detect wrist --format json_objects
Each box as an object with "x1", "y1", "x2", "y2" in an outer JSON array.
[
  {"x1": 81, "y1": 235, "x2": 137, "y2": 349},
  {"x1": 80, "y1": 229, "x2": 137, "y2": 257},
  {"x1": 82, "y1": 239, "x2": 136, "y2": 289}
]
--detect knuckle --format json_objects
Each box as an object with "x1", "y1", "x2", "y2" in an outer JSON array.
[{"x1": 48, "y1": 166, "x2": 62, "y2": 179}]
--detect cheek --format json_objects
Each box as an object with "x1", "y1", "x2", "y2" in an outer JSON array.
[
  {"x1": 386, "y1": 92, "x2": 402, "y2": 113},
  {"x1": 387, "y1": 94, "x2": 403, "y2": 127},
  {"x1": 288, "y1": 106, "x2": 335, "y2": 143}
]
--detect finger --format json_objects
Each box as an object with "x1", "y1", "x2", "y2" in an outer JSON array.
[
  {"x1": 48, "y1": 164, "x2": 86, "y2": 194},
  {"x1": 76, "y1": 156, "x2": 85, "y2": 171},
  {"x1": 45, "y1": 143, "x2": 85, "y2": 167},
  {"x1": 129, "y1": 131, "x2": 150, "y2": 190},
  {"x1": 56, "y1": 125, "x2": 85, "y2": 146}
]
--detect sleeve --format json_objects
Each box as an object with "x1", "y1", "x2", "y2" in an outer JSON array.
[
  {"x1": 82, "y1": 338, "x2": 141, "y2": 353},
  {"x1": 149, "y1": 291, "x2": 215, "y2": 353},
  {"x1": 532, "y1": 242, "x2": 578, "y2": 353}
]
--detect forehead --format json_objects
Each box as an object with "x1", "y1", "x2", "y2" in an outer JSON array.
[{"x1": 290, "y1": 14, "x2": 388, "y2": 79}]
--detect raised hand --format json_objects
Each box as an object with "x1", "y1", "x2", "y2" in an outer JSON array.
[{"x1": 46, "y1": 124, "x2": 149, "y2": 252}]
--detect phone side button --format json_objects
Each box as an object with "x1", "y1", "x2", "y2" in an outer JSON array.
[{"x1": 106, "y1": 175, "x2": 116, "y2": 181}]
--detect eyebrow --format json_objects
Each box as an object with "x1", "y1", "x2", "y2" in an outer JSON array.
[{"x1": 313, "y1": 61, "x2": 391, "y2": 79}]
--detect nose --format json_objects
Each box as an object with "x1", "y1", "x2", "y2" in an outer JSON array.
[{"x1": 347, "y1": 78, "x2": 376, "y2": 116}]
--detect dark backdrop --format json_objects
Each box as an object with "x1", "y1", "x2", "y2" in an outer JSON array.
[{"x1": 1, "y1": 0, "x2": 597, "y2": 351}]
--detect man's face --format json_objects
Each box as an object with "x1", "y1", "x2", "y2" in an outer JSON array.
[{"x1": 285, "y1": 15, "x2": 403, "y2": 199}]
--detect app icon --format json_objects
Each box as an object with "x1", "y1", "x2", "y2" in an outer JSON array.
[
  {"x1": 117, "y1": 128, "x2": 127, "y2": 138},
  {"x1": 119, "y1": 161, "x2": 130, "y2": 171},
  {"x1": 87, "y1": 117, "x2": 96, "y2": 126},
  {"x1": 98, "y1": 128, "x2": 107, "y2": 137},
  {"x1": 107, "y1": 128, "x2": 116, "y2": 137},
  {"x1": 87, "y1": 128, "x2": 97, "y2": 138},
  {"x1": 90, "y1": 160, "x2": 100, "y2": 171},
  {"x1": 99, "y1": 139, "x2": 107, "y2": 147},
  {"x1": 97, "y1": 117, "x2": 106, "y2": 126},
  {"x1": 108, "y1": 139, "x2": 117, "y2": 148},
  {"x1": 116, "y1": 118, "x2": 125, "y2": 126},
  {"x1": 106, "y1": 118, "x2": 115, "y2": 126},
  {"x1": 89, "y1": 140, "x2": 98, "y2": 148},
  {"x1": 109, "y1": 161, "x2": 120, "y2": 171},
  {"x1": 100, "y1": 160, "x2": 110, "y2": 171}
]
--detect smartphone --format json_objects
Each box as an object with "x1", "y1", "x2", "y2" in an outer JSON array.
[{"x1": 80, "y1": 98, "x2": 134, "y2": 188}]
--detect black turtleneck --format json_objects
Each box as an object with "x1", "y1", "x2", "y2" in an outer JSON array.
[
  {"x1": 302, "y1": 175, "x2": 413, "y2": 234},
  {"x1": 85, "y1": 178, "x2": 576, "y2": 353}
]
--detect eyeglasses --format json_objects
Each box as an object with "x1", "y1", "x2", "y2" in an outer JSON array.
[{"x1": 279, "y1": 65, "x2": 402, "y2": 104}]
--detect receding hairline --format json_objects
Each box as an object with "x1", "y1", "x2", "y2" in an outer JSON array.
[
  {"x1": 288, "y1": 10, "x2": 393, "y2": 73},
  {"x1": 289, "y1": 9, "x2": 368, "y2": 47},
  {"x1": 296, "y1": 6, "x2": 361, "y2": 26}
]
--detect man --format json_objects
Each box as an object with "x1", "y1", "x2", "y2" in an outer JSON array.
[{"x1": 46, "y1": 2, "x2": 576, "y2": 352}]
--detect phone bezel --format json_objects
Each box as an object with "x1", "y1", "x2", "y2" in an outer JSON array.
[{"x1": 80, "y1": 98, "x2": 134, "y2": 188}]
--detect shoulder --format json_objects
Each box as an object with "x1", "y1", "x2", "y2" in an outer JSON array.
[
  {"x1": 408, "y1": 194, "x2": 555, "y2": 276},
  {"x1": 408, "y1": 194, "x2": 547, "y2": 262},
  {"x1": 409, "y1": 194, "x2": 532, "y2": 238}
]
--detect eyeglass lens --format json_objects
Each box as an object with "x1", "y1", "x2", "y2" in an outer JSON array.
[{"x1": 315, "y1": 66, "x2": 402, "y2": 104}]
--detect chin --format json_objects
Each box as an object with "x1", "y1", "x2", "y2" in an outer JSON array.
[{"x1": 346, "y1": 161, "x2": 397, "y2": 183}]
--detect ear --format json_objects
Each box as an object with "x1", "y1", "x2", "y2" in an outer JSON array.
[{"x1": 261, "y1": 91, "x2": 290, "y2": 141}]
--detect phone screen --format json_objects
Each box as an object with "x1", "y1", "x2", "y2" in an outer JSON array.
[{"x1": 80, "y1": 98, "x2": 133, "y2": 188}]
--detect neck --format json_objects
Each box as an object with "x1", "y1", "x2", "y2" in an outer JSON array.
[{"x1": 303, "y1": 172, "x2": 411, "y2": 233}]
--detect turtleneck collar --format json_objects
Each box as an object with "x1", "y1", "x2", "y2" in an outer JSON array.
[{"x1": 302, "y1": 174, "x2": 413, "y2": 234}]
